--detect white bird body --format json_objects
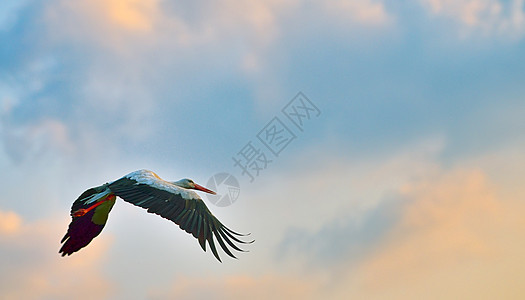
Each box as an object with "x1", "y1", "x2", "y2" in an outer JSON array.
[{"x1": 125, "y1": 169, "x2": 200, "y2": 200}]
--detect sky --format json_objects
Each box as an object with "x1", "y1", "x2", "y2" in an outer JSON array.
[{"x1": 1, "y1": 0, "x2": 525, "y2": 299}]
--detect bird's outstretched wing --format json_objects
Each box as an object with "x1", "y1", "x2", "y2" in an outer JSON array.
[
  {"x1": 60, "y1": 185, "x2": 116, "y2": 256},
  {"x1": 108, "y1": 176, "x2": 252, "y2": 262}
]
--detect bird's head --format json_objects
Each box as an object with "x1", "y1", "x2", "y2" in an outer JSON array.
[{"x1": 173, "y1": 178, "x2": 217, "y2": 194}]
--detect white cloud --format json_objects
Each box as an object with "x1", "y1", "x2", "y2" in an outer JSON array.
[
  {"x1": 0, "y1": 118, "x2": 74, "y2": 164},
  {"x1": 39, "y1": 0, "x2": 395, "y2": 111},
  {"x1": 421, "y1": 0, "x2": 525, "y2": 38},
  {"x1": 43, "y1": 0, "x2": 296, "y2": 50}
]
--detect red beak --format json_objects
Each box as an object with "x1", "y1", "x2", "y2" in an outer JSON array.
[{"x1": 194, "y1": 183, "x2": 216, "y2": 195}]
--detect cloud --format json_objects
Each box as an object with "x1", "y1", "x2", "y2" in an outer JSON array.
[
  {"x1": 0, "y1": 0, "x2": 29, "y2": 31},
  {"x1": 2, "y1": 1, "x2": 525, "y2": 298},
  {"x1": 277, "y1": 196, "x2": 402, "y2": 267},
  {"x1": 323, "y1": 0, "x2": 391, "y2": 26},
  {"x1": 360, "y1": 169, "x2": 501, "y2": 280},
  {"x1": 2, "y1": 119, "x2": 73, "y2": 162},
  {"x1": 0, "y1": 117, "x2": 74, "y2": 165},
  {"x1": 420, "y1": 0, "x2": 525, "y2": 37},
  {"x1": 263, "y1": 138, "x2": 525, "y2": 299},
  {"x1": 267, "y1": 139, "x2": 443, "y2": 266},
  {"x1": 150, "y1": 274, "x2": 323, "y2": 300},
  {"x1": 37, "y1": 0, "x2": 395, "y2": 109},
  {"x1": 44, "y1": 0, "x2": 159, "y2": 44},
  {"x1": 0, "y1": 209, "x2": 114, "y2": 299},
  {"x1": 424, "y1": 0, "x2": 501, "y2": 26},
  {"x1": 103, "y1": 0, "x2": 157, "y2": 32},
  {"x1": 36, "y1": 0, "x2": 298, "y2": 135},
  {"x1": 0, "y1": 210, "x2": 22, "y2": 235},
  {"x1": 2, "y1": 0, "x2": 399, "y2": 152},
  {"x1": 43, "y1": 0, "x2": 295, "y2": 49},
  {"x1": 346, "y1": 167, "x2": 525, "y2": 299}
]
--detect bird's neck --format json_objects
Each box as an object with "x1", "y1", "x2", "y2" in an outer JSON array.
[{"x1": 171, "y1": 180, "x2": 187, "y2": 188}]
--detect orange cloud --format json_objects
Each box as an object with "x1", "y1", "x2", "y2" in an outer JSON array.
[
  {"x1": 103, "y1": 0, "x2": 157, "y2": 32},
  {"x1": 0, "y1": 210, "x2": 22, "y2": 235},
  {"x1": 352, "y1": 168, "x2": 525, "y2": 299},
  {"x1": 257, "y1": 141, "x2": 525, "y2": 299},
  {"x1": 0, "y1": 210, "x2": 115, "y2": 299},
  {"x1": 150, "y1": 274, "x2": 323, "y2": 300},
  {"x1": 43, "y1": 0, "x2": 162, "y2": 54}
]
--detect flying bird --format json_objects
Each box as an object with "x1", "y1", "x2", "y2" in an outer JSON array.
[{"x1": 60, "y1": 169, "x2": 252, "y2": 262}]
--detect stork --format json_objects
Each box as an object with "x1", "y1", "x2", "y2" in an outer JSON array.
[{"x1": 60, "y1": 169, "x2": 252, "y2": 262}]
